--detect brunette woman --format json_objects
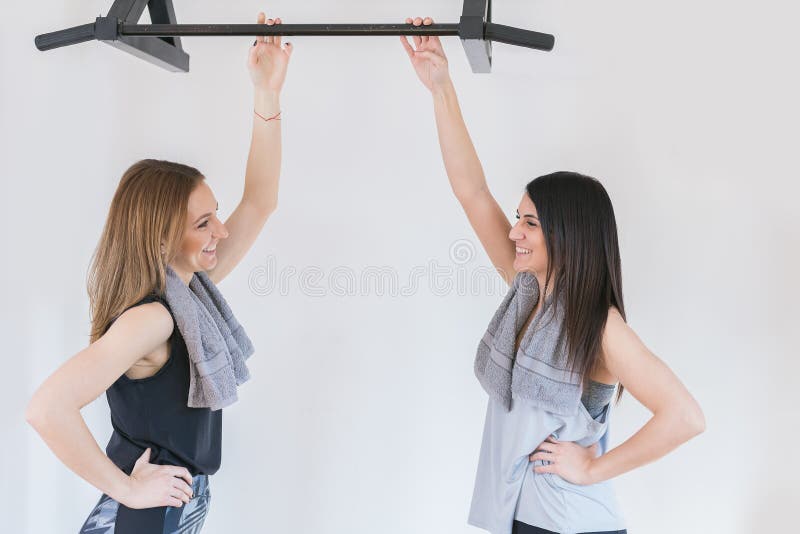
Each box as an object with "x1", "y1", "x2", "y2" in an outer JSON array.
[{"x1": 401, "y1": 16, "x2": 705, "y2": 534}]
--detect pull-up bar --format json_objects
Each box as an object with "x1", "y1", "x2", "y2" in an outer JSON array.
[{"x1": 34, "y1": 0, "x2": 554, "y2": 73}]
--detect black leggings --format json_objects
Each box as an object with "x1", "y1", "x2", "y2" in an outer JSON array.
[{"x1": 512, "y1": 520, "x2": 627, "y2": 534}]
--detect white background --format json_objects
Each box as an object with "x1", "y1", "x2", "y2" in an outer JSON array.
[{"x1": 2, "y1": 1, "x2": 798, "y2": 532}]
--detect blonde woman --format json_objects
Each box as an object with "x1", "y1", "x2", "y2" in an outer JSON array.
[{"x1": 25, "y1": 12, "x2": 291, "y2": 533}]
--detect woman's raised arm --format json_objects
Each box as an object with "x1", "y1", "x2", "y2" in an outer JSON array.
[
  {"x1": 401, "y1": 16, "x2": 515, "y2": 285},
  {"x1": 209, "y1": 12, "x2": 293, "y2": 284}
]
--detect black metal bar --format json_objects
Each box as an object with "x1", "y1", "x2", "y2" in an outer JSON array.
[
  {"x1": 102, "y1": 34, "x2": 190, "y2": 72},
  {"x1": 119, "y1": 23, "x2": 461, "y2": 37},
  {"x1": 460, "y1": 0, "x2": 488, "y2": 39},
  {"x1": 34, "y1": 23, "x2": 96, "y2": 51},
  {"x1": 146, "y1": 0, "x2": 183, "y2": 50},
  {"x1": 485, "y1": 22, "x2": 554, "y2": 51},
  {"x1": 97, "y1": 0, "x2": 190, "y2": 72},
  {"x1": 107, "y1": 0, "x2": 149, "y2": 21},
  {"x1": 33, "y1": 0, "x2": 555, "y2": 74},
  {"x1": 460, "y1": 0, "x2": 491, "y2": 73}
]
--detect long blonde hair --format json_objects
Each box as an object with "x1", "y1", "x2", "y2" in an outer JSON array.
[{"x1": 87, "y1": 159, "x2": 204, "y2": 342}]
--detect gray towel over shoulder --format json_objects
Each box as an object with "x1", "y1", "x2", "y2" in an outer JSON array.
[
  {"x1": 165, "y1": 266, "x2": 254, "y2": 411},
  {"x1": 474, "y1": 271, "x2": 582, "y2": 415}
]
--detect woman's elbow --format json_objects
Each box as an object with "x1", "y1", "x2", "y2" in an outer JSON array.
[
  {"x1": 681, "y1": 401, "x2": 706, "y2": 438},
  {"x1": 25, "y1": 390, "x2": 63, "y2": 431},
  {"x1": 25, "y1": 395, "x2": 47, "y2": 430},
  {"x1": 251, "y1": 200, "x2": 277, "y2": 223}
]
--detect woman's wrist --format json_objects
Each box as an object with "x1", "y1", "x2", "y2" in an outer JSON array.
[
  {"x1": 110, "y1": 472, "x2": 135, "y2": 505},
  {"x1": 254, "y1": 89, "x2": 280, "y2": 115},
  {"x1": 431, "y1": 79, "x2": 456, "y2": 102},
  {"x1": 586, "y1": 456, "x2": 605, "y2": 485}
]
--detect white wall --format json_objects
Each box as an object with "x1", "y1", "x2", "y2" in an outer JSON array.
[{"x1": 2, "y1": 1, "x2": 798, "y2": 532}]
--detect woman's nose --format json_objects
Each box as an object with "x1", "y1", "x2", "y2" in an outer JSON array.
[{"x1": 214, "y1": 218, "x2": 229, "y2": 239}]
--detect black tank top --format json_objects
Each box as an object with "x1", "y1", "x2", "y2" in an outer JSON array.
[{"x1": 105, "y1": 294, "x2": 222, "y2": 476}]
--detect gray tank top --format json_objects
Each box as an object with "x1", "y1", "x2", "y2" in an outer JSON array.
[
  {"x1": 468, "y1": 389, "x2": 626, "y2": 534},
  {"x1": 582, "y1": 380, "x2": 616, "y2": 418}
]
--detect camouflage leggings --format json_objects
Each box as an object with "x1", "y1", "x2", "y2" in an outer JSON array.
[{"x1": 79, "y1": 475, "x2": 210, "y2": 534}]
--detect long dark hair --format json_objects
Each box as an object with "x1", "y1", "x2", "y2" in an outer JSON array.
[{"x1": 526, "y1": 171, "x2": 626, "y2": 400}]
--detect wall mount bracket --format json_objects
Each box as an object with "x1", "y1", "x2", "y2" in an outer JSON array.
[{"x1": 34, "y1": 0, "x2": 554, "y2": 73}]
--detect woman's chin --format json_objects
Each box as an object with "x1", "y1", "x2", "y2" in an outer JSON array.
[
  {"x1": 199, "y1": 254, "x2": 218, "y2": 270},
  {"x1": 513, "y1": 256, "x2": 531, "y2": 271}
]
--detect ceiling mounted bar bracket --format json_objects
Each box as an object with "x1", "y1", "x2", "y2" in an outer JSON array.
[{"x1": 34, "y1": 0, "x2": 554, "y2": 73}]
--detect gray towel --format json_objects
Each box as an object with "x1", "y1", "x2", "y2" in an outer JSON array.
[
  {"x1": 474, "y1": 271, "x2": 582, "y2": 415},
  {"x1": 164, "y1": 266, "x2": 254, "y2": 411}
]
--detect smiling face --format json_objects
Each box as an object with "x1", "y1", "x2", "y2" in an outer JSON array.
[
  {"x1": 510, "y1": 193, "x2": 549, "y2": 275},
  {"x1": 169, "y1": 181, "x2": 229, "y2": 283}
]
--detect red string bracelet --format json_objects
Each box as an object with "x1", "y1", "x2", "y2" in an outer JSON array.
[{"x1": 254, "y1": 110, "x2": 282, "y2": 123}]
